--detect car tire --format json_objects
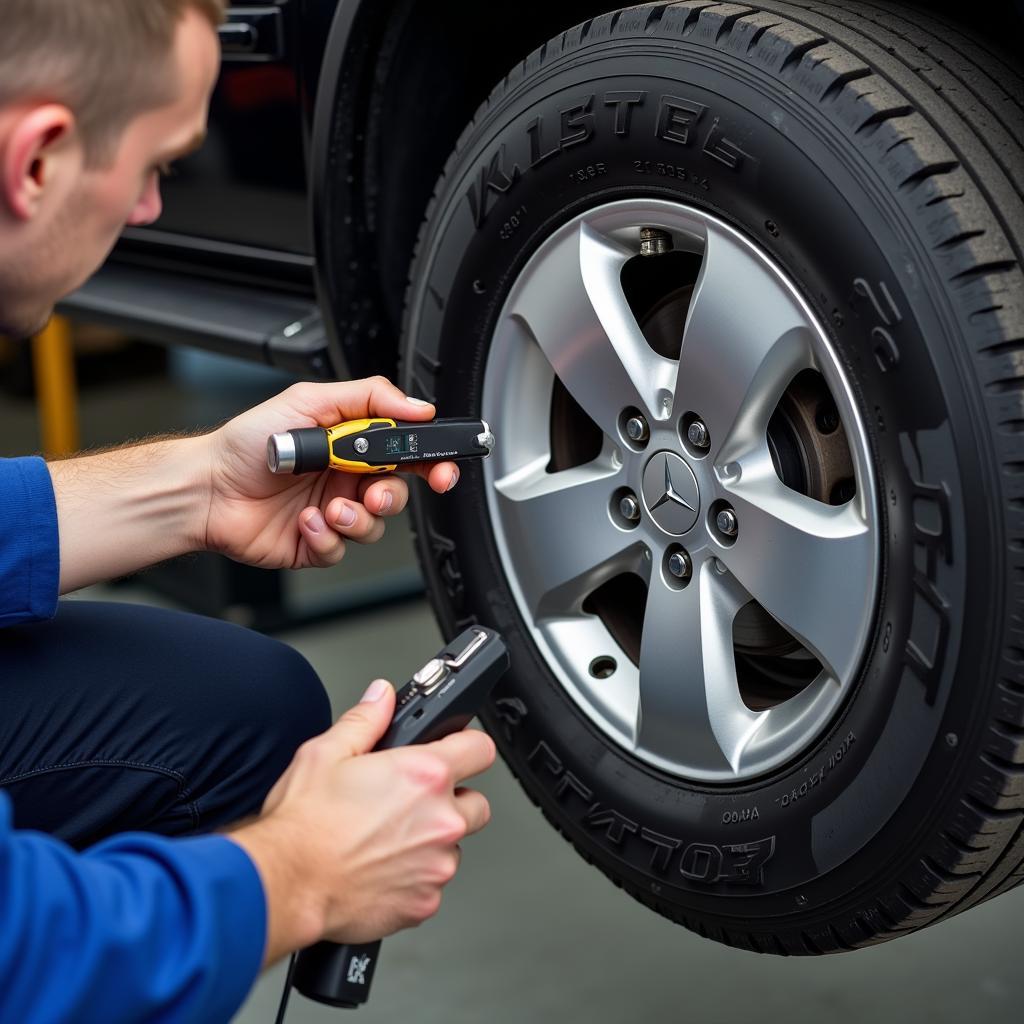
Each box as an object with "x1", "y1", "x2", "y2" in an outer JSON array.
[{"x1": 401, "y1": 1, "x2": 1024, "y2": 953}]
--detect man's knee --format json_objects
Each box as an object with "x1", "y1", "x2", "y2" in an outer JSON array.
[
  {"x1": 150, "y1": 623, "x2": 331, "y2": 832},
  {"x1": 243, "y1": 636, "x2": 332, "y2": 757},
  {"x1": 0, "y1": 600, "x2": 334, "y2": 834}
]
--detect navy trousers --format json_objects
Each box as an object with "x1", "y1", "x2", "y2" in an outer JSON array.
[{"x1": 0, "y1": 601, "x2": 332, "y2": 849}]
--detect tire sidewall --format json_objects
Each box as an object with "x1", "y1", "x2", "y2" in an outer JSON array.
[{"x1": 403, "y1": 37, "x2": 995, "y2": 918}]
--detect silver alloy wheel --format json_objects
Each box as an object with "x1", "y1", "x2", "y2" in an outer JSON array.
[{"x1": 482, "y1": 200, "x2": 880, "y2": 783}]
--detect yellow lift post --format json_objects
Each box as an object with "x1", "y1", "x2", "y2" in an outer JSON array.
[{"x1": 31, "y1": 315, "x2": 79, "y2": 459}]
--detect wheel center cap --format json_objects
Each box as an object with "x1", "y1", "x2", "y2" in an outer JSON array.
[{"x1": 642, "y1": 451, "x2": 700, "y2": 535}]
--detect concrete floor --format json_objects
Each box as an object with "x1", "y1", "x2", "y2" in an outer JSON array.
[
  {"x1": 3, "y1": 342, "x2": 1024, "y2": 1023},
  {"x1": 241, "y1": 594, "x2": 1024, "y2": 1024}
]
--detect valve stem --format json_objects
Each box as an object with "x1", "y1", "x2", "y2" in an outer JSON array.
[{"x1": 640, "y1": 227, "x2": 673, "y2": 257}]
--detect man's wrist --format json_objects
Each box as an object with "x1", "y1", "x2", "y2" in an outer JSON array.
[
  {"x1": 177, "y1": 433, "x2": 214, "y2": 553},
  {"x1": 227, "y1": 818, "x2": 328, "y2": 965}
]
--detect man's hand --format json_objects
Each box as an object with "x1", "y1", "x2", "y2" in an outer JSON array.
[
  {"x1": 204, "y1": 378, "x2": 460, "y2": 570},
  {"x1": 228, "y1": 681, "x2": 496, "y2": 964},
  {"x1": 51, "y1": 376, "x2": 461, "y2": 594}
]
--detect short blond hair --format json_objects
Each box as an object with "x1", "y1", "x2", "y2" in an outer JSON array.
[{"x1": 0, "y1": 0, "x2": 226, "y2": 164}]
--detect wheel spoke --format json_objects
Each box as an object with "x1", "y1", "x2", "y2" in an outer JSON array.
[
  {"x1": 723, "y1": 454, "x2": 874, "y2": 683},
  {"x1": 508, "y1": 222, "x2": 677, "y2": 437},
  {"x1": 674, "y1": 223, "x2": 814, "y2": 464},
  {"x1": 636, "y1": 560, "x2": 763, "y2": 773},
  {"x1": 493, "y1": 456, "x2": 642, "y2": 619}
]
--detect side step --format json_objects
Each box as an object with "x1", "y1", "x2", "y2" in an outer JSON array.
[{"x1": 58, "y1": 263, "x2": 340, "y2": 378}]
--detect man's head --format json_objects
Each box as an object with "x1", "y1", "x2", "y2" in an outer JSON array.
[{"x1": 0, "y1": 0, "x2": 224, "y2": 336}]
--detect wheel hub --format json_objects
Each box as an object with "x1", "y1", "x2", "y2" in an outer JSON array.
[{"x1": 641, "y1": 451, "x2": 700, "y2": 536}]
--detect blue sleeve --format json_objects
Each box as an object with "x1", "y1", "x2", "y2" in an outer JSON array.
[
  {"x1": 0, "y1": 793, "x2": 267, "y2": 1023},
  {"x1": 0, "y1": 457, "x2": 59, "y2": 626}
]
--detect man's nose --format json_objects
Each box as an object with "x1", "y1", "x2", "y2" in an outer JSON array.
[{"x1": 127, "y1": 175, "x2": 163, "y2": 227}]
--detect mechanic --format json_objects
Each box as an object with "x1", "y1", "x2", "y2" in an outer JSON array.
[{"x1": 0, "y1": 1, "x2": 495, "y2": 1021}]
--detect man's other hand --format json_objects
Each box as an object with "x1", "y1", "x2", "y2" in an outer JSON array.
[
  {"x1": 203, "y1": 378, "x2": 461, "y2": 569},
  {"x1": 228, "y1": 680, "x2": 496, "y2": 964}
]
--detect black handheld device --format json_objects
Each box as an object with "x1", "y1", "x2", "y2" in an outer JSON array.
[
  {"x1": 284, "y1": 626, "x2": 509, "y2": 1014},
  {"x1": 267, "y1": 418, "x2": 494, "y2": 475}
]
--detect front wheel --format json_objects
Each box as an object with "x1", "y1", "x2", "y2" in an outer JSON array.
[{"x1": 402, "y1": 1, "x2": 1024, "y2": 953}]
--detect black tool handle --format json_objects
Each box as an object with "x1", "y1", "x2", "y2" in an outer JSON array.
[
  {"x1": 291, "y1": 940, "x2": 380, "y2": 1009},
  {"x1": 291, "y1": 627, "x2": 509, "y2": 1009},
  {"x1": 289, "y1": 428, "x2": 332, "y2": 475}
]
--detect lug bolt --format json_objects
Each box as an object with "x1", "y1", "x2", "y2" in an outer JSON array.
[
  {"x1": 640, "y1": 227, "x2": 673, "y2": 257},
  {"x1": 619, "y1": 495, "x2": 641, "y2": 522},
  {"x1": 716, "y1": 508, "x2": 739, "y2": 538},
  {"x1": 626, "y1": 416, "x2": 650, "y2": 443},
  {"x1": 668, "y1": 551, "x2": 692, "y2": 579},
  {"x1": 354, "y1": 437, "x2": 369, "y2": 454},
  {"x1": 687, "y1": 420, "x2": 710, "y2": 449}
]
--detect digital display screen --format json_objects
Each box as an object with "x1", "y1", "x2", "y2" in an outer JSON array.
[{"x1": 385, "y1": 432, "x2": 418, "y2": 455}]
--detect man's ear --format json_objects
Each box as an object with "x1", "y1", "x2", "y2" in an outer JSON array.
[{"x1": 1, "y1": 104, "x2": 78, "y2": 221}]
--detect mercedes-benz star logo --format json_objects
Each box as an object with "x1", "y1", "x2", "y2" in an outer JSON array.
[
  {"x1": 650, "y1": 457, "x2": 696, "y2": 515},
  {"x1": 642, "y1": 452, "x2": 700, "y2": 536}
]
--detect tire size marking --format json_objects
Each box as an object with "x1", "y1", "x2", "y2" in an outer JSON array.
[
  {"x1": 633, "y1": 159, "x2": 710, "y2": 190},
  {"x1": 774, "y1": 731, "x2": 856, "y2": 810},
  {"x1": 499, "y1": 205, "x2": 529, "y2": 241},
  {"x1": 722, "y1": 807, "x2": 760, "y2": 824},
  {"x1": 527, "y1": 738, "x2": 775, "y2": 887},
  {"x1": 465, "y1": 91, "x2": 754, "y2": 228},
  {"x1": 568, "y1": 162, "x2": 608, "y2": 185}
]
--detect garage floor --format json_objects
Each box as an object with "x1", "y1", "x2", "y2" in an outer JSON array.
[
  {"x1": 237, "y1": 589, "x2": 1024, "y2": 1024},
  {"x1": 3, "y1": 343, "x2": 1023, "y2": 1023}
]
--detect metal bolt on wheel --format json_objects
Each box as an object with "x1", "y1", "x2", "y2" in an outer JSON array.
[
  {"x1": 483, "y1": 200, "x2": 878, "y2": 782},
  {"x1": 668, "y1": 551, "x2": 691, "y2": 579},
  {"x1": 619, "y1": 495, "x2": 641, "y2": 522},
  {"x1": 625, "y1": 416, "x2": 649, "y2": 443},
  {"x1": 716, "y1": 509, "x2": 739, "y2": 538},
  {"x1": 687, "y1": 420, "x2": 710, "y2": 449}
]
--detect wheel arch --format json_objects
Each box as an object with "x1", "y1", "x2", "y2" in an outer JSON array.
[{"x1": 309, "y1": 0, "x2": 624, "y2": 381}]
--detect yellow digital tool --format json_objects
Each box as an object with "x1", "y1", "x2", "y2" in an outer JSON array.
[{"x1": 267, "y1": 417, "x2": 495, "y2": 475}]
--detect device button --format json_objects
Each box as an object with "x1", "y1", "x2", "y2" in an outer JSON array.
[{"x1": 413, "y1": 659, "x2": 447, "y2": 692}]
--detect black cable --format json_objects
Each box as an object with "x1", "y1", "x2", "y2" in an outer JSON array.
[{"x1": 273, "y1": 953, "x2": 297, "y2": 1024}]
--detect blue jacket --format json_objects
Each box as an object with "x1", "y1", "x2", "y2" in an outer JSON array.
[{"x1": 0, "y1": 457, "x2": 265, "y2": 1022}]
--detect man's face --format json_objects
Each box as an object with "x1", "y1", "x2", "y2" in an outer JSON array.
[{"x1": 0, "y1": 9, "x2": 219, "y2": 337}]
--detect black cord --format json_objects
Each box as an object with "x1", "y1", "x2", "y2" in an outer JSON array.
[{"x1": 273, "y1": 953, "x2": 297, "y2": 1024}]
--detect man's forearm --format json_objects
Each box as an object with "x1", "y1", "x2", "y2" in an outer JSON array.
[
  {"x1": 0, "y1": 793, "x2": 265, "y2": 1024},
  {"x1": 49, "y1": 436, "x2": 211, "y2": 594}
]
